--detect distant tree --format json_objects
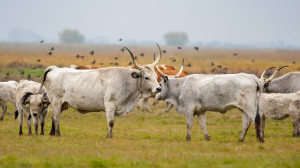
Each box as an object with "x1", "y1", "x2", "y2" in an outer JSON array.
[
  {"x1": 164, "y1": 32, "x2": 189, "y2": 46},
  {"x1": 58, "y1": 29, "x2": 85, "y2": 44}
]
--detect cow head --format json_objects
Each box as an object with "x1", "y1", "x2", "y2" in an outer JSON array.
[
  {"x1": 124, "y1": 44, "x2": 162, "y2": 96},
  {"x1": 22, "y1": 92, "x2": 50, "y2": 117},
  {"x1": 260, "y1": 65, "x2": 288, "y2": 91},
  {"x1": 155, "y1": 59, "x2": 184, "y2": 100}
]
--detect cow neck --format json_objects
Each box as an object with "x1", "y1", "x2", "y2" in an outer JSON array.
[{"x1": 165, "y1": 77, "x2": 186, "y2": 107}]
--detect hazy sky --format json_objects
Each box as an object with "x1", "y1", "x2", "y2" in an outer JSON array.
[{"x1": 0, "y1": 0, "x2": 299, "y2": 46}]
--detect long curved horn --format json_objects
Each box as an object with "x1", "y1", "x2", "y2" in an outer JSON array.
[
  {"x1": 124, "y1": 47, "x2": 142, "y2": 70},
  {"x1": 153, "y1": 53, "x2": 155, "y2": 61},
  {"x1": 260, "y1": 67, "x2": 276, "y2": 79},
  {"x1": 155, "y1": 65, "x2": 166, "y2": 78},
  {"x1": 266, "y1": 65, "x2": 288, "y2": 82},
  {"x1": 175, "y1": 59, "x2": 184, "y2": 78},
  {"x1": 152, "y1": 43, "x2": 162, "y2": 66}
]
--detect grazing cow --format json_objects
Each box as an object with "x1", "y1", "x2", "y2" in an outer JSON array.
[
  {"x1": 0, "y1": 81, "x2": 18, "y2": 121},
  {"x1": 137, "y1": 59, "x2": 189, "y2": 113},
  {"x1": 155, "y1": 68, "x2": 276, "y2": 142},
  {"x1": 259, "y1": 91, "x2": 300, "y2": 137},
  {"x1": 16, "y1": 80, "x2": 50, "y2": 135},
  {"x1": 38, "y1": 44, "x2": 162, "y2": 137}
]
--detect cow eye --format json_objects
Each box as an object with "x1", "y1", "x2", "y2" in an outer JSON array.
[{"x1": 145, "y1": 77, "x2": 149, "y2": 80}]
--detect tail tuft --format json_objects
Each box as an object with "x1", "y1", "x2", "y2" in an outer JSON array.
[{"x1": 15, "y1": 110, "x2": 18, "y2": 119}]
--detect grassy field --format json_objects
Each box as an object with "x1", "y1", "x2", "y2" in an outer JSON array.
[
  {"x1": 0, "y1": 42, "x2": 300, "y2": 167},
  {"x1": 0, "y1": 102, "x2": 299, "y2": 168}
]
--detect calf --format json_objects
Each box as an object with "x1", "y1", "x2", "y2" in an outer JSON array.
[
  {"x1": 16, "y1": 80, "x2": 50, "y2": 135},
  {"x1": 0, "y1": 81, "x2": 18, "y2": 121},
  {"x1": 259, "y1": 91, "x2": 300, "y2": 137}
]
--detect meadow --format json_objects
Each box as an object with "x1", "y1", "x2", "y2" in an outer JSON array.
[{"x1": 0, "y1": 42, "x2": 299, "y2": 168}]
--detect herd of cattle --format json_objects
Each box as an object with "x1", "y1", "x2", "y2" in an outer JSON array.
[{"x1": 0, "y1": 43, "x2": 300, "y2": 143}]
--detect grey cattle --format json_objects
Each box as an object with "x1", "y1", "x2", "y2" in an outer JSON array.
[
  {"x1": 0, "y1": 81, "x2": 18, "y2": 121},
  {"x1": 38, "y1": 45, "x2": 162, "y2": 137},
  {"x1": 155, "y1": 68, "x2": 272, "y2": 142},
  {"x1": 16, "y1": 80, "x2": 50, "y2": 135},
  {"x1": 260, "y1": 91, "x2": 300, "y2": 137},
  {"x1": 265, "y1": 71, "x2": 300, "y2": 93}
]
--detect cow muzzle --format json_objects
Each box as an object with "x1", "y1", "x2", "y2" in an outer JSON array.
[{"x1": 152, "y1": 86, "x2": 161, "y2": 93}]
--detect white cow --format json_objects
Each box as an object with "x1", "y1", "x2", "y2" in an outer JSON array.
[
  {"x1": 0, "y1": 81, "x2": 18, "y2": 121},
  {"x1": 259, "y1": 91, "x2": 300, "y2": 137},
  {"x1": 16, "y1": 80, "x2": 50, "y2": 135},
  {"x1": 154, "y1": 67, "x2": 279, "y2": 142},
  {"x1": 38, "y1": 45, "x2": 162, "y2": 137}
]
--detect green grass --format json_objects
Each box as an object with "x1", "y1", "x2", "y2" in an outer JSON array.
[{"x1": 0, "y1": 102, "x2": 299, "y2": 168}]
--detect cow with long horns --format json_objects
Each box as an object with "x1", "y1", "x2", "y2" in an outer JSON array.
[
  {"x1": 154, "y1": 67, "x2": 283, "y2": 142},
  {"x1": 38, "y1": 44, "x2": 162, "y2": 137}
]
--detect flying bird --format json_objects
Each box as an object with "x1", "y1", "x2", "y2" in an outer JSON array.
[
  {"x1": 120, "y1": 48, "x2": 125, "y2": 52},
  {"x1": 48, "y1": 51, "x2": 52, "y2": 56},
  {"x1": 50, "y1": 47, "x2": 54, "y2": 50},
  {"x1": 186, "y1": 63, "x2": 191, "y2": 67},
  {"x1": 194, "y1": 46, "x2": 199, "y2": 51},
  {"x1": 37, "y1": 59, "x2": 41, "y2": 62},
  {"x1": 76, "y1": 54, "x2": 80, "y2": 58},
  {"x1": 162, "y1": 50, "x2": 167, "y2": 53},
  {"x1": 91, "y1": 60, "x2": 96, "y2": 64},
  {"x1": 115, "y1": 57, "x2": 118, "y2": 60},
  {"x1": 211, "y1": 62, "x2": 215, "y2": 66},
  {"x1": 177, "y1": 46, "x2": 181, "y2": 50},
  {"x1": 40, "y1": 40, "x2": 44, "y2": 43},
  {"x1": 233, "y1": 53, "x2": 238, "y2": 56},
  {"x1": 119, "y1": 38, "x2": 122, "y2": 41},
  {"x1": 140, "y1": 53, "x2": 144, "y2": 57}
]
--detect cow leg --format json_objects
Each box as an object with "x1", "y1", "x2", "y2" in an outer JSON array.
[
  {"x1": 32, "y1": 116, "x2": 39, "y2": 135},
  {"x1": 0, "y1": 104, "x2": 7, "y2": 121},
  {"x1": 165, "y1": 102, "x2": 173, "y2": 113},
  {"x1": 197, "y1": 113, "x2": 210, "y2": 140},
  {"x1": 185, "y1": 113, "x2": 194, "y2": 141},
  {"x1": 49, "y1": 117, "x2": 55, "y2": 136},
  {"x1": 137, "y1": 98, "x2": 143, "y2": 113},
  {"x1": 40, "y1": 112, "x2": 47, "y2": 135},
  {"x1": 18, "y1": 109, "x2": 24, "y2": 135},
  {"x1": 27, "y1": 113, "x2": 32, "y2": 135},
  {"x1": 293, "y1": 119, "x2": 300, "y2": 137},
  {"x1": 238, "y1": 112, "x2": 251, "y2": 142},
  {"x1": 105, "y1": 104, "x2": 115, "y2": 138},
  {"x1": 143, "y1": 98, "x2": 152, "y2": 113},
  {"x1": 260, "y1": 115, "x2": 266, "y2": 138},
  {"x1": 50, "y1": 105, "x2": 62, "y2": 136}
]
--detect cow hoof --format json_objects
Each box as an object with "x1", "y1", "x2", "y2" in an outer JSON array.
[
  {"x1": 204, "y1": 135, "x2": 210, "y2": 140},
  {"x1": 49, "y1": 132, "x2": 55, "y2": 136},
  {"x1": 28, "y1": 132, "x2": 32, "y2": 135},
  {"x1": 238, "y1": 139, "x2": 244, "y2": 142},
  {"x1": 259, "y1": 138, "x2": 265, "y2": 143},
  {"x1": 186, "y1": 136, "x2": 191, "y2": 141},
  {"x1": 106, "y1": 135, "x2": 113, "y2": 139},
  {"x1": 40, "y1": 132, "x2": 44, "y2": 135},
  {"x1": 19, "y1": 133, "x2": 23, "y2": 136},
  {"x1": 0, "y1": 117, "x2": 3, "y2": 121}
]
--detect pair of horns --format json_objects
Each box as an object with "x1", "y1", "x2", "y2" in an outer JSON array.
[
  {"x1": 124, "y1": 43, "x2": 162, "y2": 70},
  {"x1": 260, "y1": 65, "x2": 288, "y2": 83},
  {"x1": 155, "y1": 59, "x2": 184, "y2": 78}
]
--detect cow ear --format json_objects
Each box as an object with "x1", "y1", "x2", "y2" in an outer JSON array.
[
  {"x1": 22, "y1": 92, "x2": 33, "y2": 105},
  {"x1": 131, "y1": 72, "x2": 141, "y2": 79},
  {"x1": 163, "y1": 76, "x2": 168, "y2": 83}
]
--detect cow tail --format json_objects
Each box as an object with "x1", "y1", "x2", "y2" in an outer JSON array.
[
  {"x1": 38, "y1": 66, "x2": 56, "y2": 93},
  {"x1": 255, "y1": 80, "x2": 264, "y2": 142}
]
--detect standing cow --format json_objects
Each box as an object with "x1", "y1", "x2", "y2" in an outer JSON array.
[
  {"x1": 38, "y1": 44, "x2": 162, "y2": 137},
  {"x1": 155, "y1": 68, "x2": 276, "y2": 142},
  {"x1": 0, "y1": 81, "x2": 18, "y2": 121},
  {"x1": 16, "y1": 80, "x2": 50, "y2": 135}
]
